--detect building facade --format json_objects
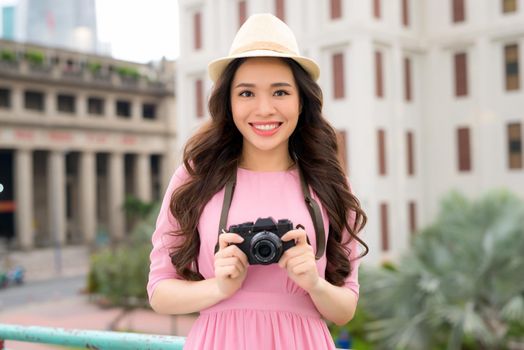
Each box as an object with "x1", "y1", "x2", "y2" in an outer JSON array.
[
  {"x1": 0, "y1": 38, "x2": 176, "y2": 249},
  {"x1": 176, "y1": 0, "x2": 524, "y2": 263}
]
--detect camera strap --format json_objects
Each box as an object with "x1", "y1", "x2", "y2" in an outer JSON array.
[
  {"x1": 215, "y1": 167, "x2": 326, "y2": 260},
  {"x1": 297, "y1": 168, "x2": 326, "y2": 260}
]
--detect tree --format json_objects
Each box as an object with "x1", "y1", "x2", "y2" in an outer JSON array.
[
  {"x1": 87, "y1": 199, "x2": 160, "y2": 330},
  {"x1": 360, "y1": 190, "x2": 524, "y2": 350}
]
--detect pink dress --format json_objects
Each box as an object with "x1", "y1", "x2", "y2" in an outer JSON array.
[{"x1": 148, "y1": 166, "x2": 361, "y2": 350}]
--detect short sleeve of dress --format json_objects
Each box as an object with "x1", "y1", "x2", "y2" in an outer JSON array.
[
  {"x1": 147, "y1": 165, "x2": 190, "y2": 301},
  {"x1": 342, "y1": 179, "x2": 363, "y2": 300},
  {"x1": 343, "y1": 227, "x2": 361, "y2": 299}
]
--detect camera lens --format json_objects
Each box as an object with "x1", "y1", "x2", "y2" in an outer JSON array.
[
  {"x1": 256, "y1": 242, "x2": 273, "y2": 258},
  {"x1": 251, "y1": 231, "x2": 282, "y2": 265}
]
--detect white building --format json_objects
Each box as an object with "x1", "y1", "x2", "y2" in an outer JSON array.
[
  {"x1": 0, "y1": 39, "x2": 176, "y2": 249},
  {"x1": 176, "y1": 0, "x2": 524, "y2": 263}
]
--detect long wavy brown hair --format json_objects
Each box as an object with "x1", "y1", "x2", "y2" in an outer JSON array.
[{"x1": 169, "y1": 57, "x2": 368, "y2": 286}]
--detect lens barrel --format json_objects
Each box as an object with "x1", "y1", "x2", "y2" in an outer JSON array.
[{"x1": 250, "y1": 231, "x2": 282, "y2": 264}]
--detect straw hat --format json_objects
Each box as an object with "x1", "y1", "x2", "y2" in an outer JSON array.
[{"x1": 207, "y1": 13, "x2": 320, "y2": 82}]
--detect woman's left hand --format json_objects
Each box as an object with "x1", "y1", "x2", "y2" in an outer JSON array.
[{"x1": 278, "y1": 228, "x2": 320, "y2": 293}]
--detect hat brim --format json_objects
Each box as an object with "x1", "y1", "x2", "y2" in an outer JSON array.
[{"x1": 208, "y1": 50, "x2": 320, "y2": 82}]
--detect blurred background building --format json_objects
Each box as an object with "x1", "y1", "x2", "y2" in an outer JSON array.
[
  {"x1": 1, "y1": 0, "x2": 108, "y2": 54},
  {"x1": 177, "y1": 0, "x2": 524, "y2": 263},
  {"x1": 0, "y1": 38, "x2": 176, "y2": 249}
]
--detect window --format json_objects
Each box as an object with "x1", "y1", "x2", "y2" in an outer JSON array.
[
  {"x1": 505, "y1": 44, "x2": 520, "y2": 91},
  {"x1": 332, "y1": 53, "x2": 345, "y2": 99},
  {"x1": 330, "y1": 0, "x2": 342, "y2": 19},
  {"x1": 406, "y1": 131, "x2": 415, "y2": 175},
  {"x1": 87, "y1": 97, "x2": 104, "y2": 115},
  {"x1": 375, "y1": 51, "x2": 384, "y2": 98},
  {"x1": 275, "y1": 0, "x2": 285, "y2": 21},
  {"x1": 401, "y1": 0, "x2": 410, "y2": 26},
  {"x1": 195, "y1": 79, "x2": 204, "y2": 118},
  {"x1": 457, "y1": 127, "x2": 472, "y2": 171},
  {"x1": 336, "y1": 130, "x2": 348, "y2": 174},
  {"x1": 0, "y1": 88, "x2": 10, "y2": 108},
  {"x1": 238, "y1": 1, "x2": 247, "y2": 27},
  {"x1": 404, "y1": 57, "x2": 412, "y2": 101},
  {"x1": 452, "y1": 0, "x2": 465, "y2": 23},
  {"x1": 408, "y1": 201, "x2": 417, "y2": 235},
  {"x1": 380, "y1": 203, "x2": 389, "y2": 251},
  {"x1": 454, "y1": 52, "x2": 468, "y2": 97},
  {"x1": 24, "y1": 90, "x2": 44, "y2": 111},
  {"x1": 502, "y1": 0, "x2": 517, "y2": 13},
  {"x1": 507, "y1": 123, "x2": 522, "y2": 169},
  {"x1": 193, "y1": 12, "x2": 202, "y2": 50},
  {"x1": 116, "y1": 100, "x2": 131, "y2": 118},
  {"x1": 142, "y1": 103, "x2": 156, "y2": 120},
  {"x1": 378, "y1": 129, "x2": 387, "y2": 175},
  {"x1": 57, "y1": 94, "x2": 75, "y2": 113},
  {"x1": 373, "y1": 0, "x2": 381, "y2": 19}
]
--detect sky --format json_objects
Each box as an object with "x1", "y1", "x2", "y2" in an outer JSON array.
[
  {"x1": 95, "y1": 0, "x2": 179, "y2": 62},
  {"x1": 0, "y1": 0, "x2": 180, "y2": 63}
]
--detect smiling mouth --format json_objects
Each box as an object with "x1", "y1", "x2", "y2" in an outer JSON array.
[{"x1": 249, "y1": 122, "x2": 282, "y2": 131}]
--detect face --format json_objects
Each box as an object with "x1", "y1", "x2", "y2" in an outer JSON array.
[{"x1": 230, "y1": 57, "x2": 300, "y2": 162}]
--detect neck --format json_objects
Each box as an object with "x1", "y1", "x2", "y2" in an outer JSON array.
[{"x1": 239, "y1": 146, "x2": 294, "y2": 172}]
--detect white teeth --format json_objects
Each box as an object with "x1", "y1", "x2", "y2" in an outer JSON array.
[{"x1": 253, "y1": 123, "x2": 279, "y2": 131}]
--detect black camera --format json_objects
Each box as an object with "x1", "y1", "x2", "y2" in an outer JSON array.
[{"x1": 228, "y1": 217, "x2": 295, "y2": 265}]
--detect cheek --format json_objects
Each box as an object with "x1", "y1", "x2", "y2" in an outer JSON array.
[{"x1": 231, "y1": 107, "x2": 248, "y2": 134}]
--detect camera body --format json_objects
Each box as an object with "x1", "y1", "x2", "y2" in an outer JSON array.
[{"x1": 228, "y1": 217, "x2": 295, "y2": 265}]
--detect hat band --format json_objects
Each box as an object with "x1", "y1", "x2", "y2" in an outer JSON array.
[{"x1": 230, "y1": 41, "x2": 298, "y2": 56}]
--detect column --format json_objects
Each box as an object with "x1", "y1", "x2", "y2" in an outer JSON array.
[
  {"x1": 76, "y1": 92, "x2": 87, "y2": 117},
  {"x1": 45, "y1": 89, "x2": 55, "y2": 117},
  {"x1": 79, "y1": 151, "x2": 96, "y2": 244},
  {"x1": 135, "y1": 153, "x2": 152, "y2": 202},
  {"x1": 132, "y1": 98, "x2": 141, "y2": 121},
  {"x1": 108, "y1": 152, "x2": 125, "y2": 241},
  {"x1": 14, "y1": 149, "x2": 34, "y2": 249},
  {"x1": 12, "y1": 86, "x2": 23, "y2": 114},
  {"x1": 48, "y1": 151, "x2": 66, "y2": 245}
]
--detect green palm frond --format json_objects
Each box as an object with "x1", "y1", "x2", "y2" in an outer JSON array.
[{"x1": 359, "y1": 189, "x2": 524, "y2": 350}]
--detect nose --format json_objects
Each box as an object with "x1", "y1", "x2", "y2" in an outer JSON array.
[{"x1": 255, "y1": 95, "x2": 276, "y2": 117}]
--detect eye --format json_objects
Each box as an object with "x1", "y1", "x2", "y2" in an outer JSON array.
[
  {"x1": 239, "y1": 90, "x2": 253, "y2": 97},
  {"x1": 274, "y1": 90, "x2": 290, "y2": 97}
]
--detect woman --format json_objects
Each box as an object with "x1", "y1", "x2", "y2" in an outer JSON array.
[{"x1": 148, "y1": 13, "x2": 368, "y2": 349}]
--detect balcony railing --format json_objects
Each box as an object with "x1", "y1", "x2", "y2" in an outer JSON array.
[{"x1": 0, "y1": 323, "x2": 185, "y2": 350}]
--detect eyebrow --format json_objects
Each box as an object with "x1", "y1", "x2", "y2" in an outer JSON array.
[{"x1": 233, "y1": 82, "x2": 293, "y2": 89}]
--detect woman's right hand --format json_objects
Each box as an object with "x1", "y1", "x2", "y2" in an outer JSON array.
[{"x1": 214, "y1": 233, "x2": 248, "y2": 299}]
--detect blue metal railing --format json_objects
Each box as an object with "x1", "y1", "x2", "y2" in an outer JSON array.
[{"x1": 0, "y1": 323, "x2": 185, "y2": 349}]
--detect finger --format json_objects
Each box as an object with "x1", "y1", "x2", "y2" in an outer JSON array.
[
  {"x1": 218, "y1": 245, "x2": 247, "y2": 263},
  {"x1": 218, "y1": 233, "x2": 244, "y2": 250},
  {"x1": 278, "y1": 246, "x2": 315, "y2": 269},
  {"x1": 291, "y1": 260, "x2": 316, "y2": 275},
  {"x1": 278, "y1": 245, "x2": 314, "y2": 267},
  {"x1": 281, "y1": 229, "x2": 308, "y2": 245},
  {"x1": 216, "y1": 256, "x2": 248, "y2": 272},
  {"x1": 216, "y1": 264, "x2": 243, "y2": 279}
]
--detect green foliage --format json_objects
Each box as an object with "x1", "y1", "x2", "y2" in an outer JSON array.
[
  {"x1": 123, "y1": 195, "x2": 157, "y2": 221},
  {"x1": 87, "y1": 61, "x2": 102, "y2": 73},
  {"x1": 87, "y1": 200, "x2": 160, "y2": 307},
  {"x1": 116, "y1": 66, "x2": 140, "y2": 80},
  {"x1": 24, "y1": 50, "x2": 45, "y2": 65},
  {"x1": 359, "y1": 189, "x2": 524, "y2": 350},
  {"x1": 0, "y1": 49, "x2": 16, "y2": 62}
]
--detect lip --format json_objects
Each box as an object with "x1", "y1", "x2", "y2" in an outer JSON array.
[{"x1": 249, "y1": 122, "x2": 282, "y2": 136}]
